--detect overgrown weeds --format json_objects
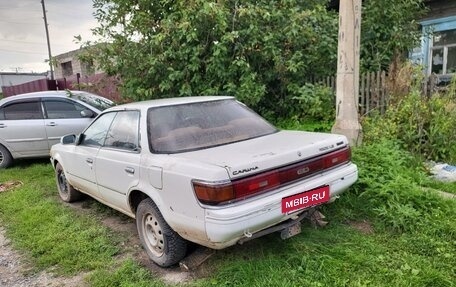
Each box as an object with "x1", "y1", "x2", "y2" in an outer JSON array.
[
  {"x1": 350, "y1": 140, "x2": 455, "y2": 234},
  {"x1": 363, "y1": 63, "x2": 456, "y2": 163}
]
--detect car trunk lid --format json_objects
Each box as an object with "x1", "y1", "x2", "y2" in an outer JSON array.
[{"x1": 174, "y1": 130, "x2": 348, "y2": 179}]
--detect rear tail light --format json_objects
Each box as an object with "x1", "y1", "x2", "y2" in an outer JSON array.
[
  {"x1": 323, "y1": 147, "x2": 351, "y2": 169},
  {"x1": 193, "y1": 181, "x2": 235, "y2": 205},
  {"x1": 232, "y1": 170, "x2": 280, "y2": 198},
  {"x1": 193, "y1": 146, "x2": 351, "y2": 205}
]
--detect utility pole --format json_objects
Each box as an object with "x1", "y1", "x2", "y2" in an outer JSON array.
[
  {"x1": 331, "y1": 0, "x2": 362, "y2": 146},
  {"x1": 41, "y1": 0, "x2": 54, "y2": 80}
]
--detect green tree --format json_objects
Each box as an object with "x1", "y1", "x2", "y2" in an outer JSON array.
[
  {"x1": 91, "y1": 0, "x2": 338, "y2": 117},
  {"x1": 361, "y1": 0, "x2": 426, "y2": 72},
  {"x1": 89, "y1": 0, "x2": 426, "y2": 118}
]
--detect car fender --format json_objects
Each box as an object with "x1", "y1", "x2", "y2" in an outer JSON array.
[
  {"x1": 0, "y1": 138, "x2": 17, "y2": 158},
  {"x1": 126, "y1": 182, "x2": 165, "y2": 216},
  {"x1": 50, "y1": 151, "x2": 62, "y2": 167},
  {"x1": 127, "y1": 176, "x2": 209, "y2": 244}
]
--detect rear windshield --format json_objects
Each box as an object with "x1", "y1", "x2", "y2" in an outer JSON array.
[
  {"x1": 70, "y1": 92, "x2": 115, "y2": 111},
  {"x1": 148, "y1": 99, "x2": 277, "y2": 153}
]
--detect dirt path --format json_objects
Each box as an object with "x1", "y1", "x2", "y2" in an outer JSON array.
[
  {"x1": 0, "y1": 227, "x2": 85, "y2": 287},
  {"x1": 0, "y1": 198, "x2": 205, "y2": 287},
  {"x1": 72, "y1": 200, "x2": 194, "y2": 284}
]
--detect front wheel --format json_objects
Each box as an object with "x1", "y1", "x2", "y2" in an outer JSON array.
[
  {"x1": 136, "y1": 198, "x2": 187, "y2": 267},
  {"x1": 55, "y1": 163, "x2": 82, "y2": 202},
  {"x1": 0, "y1": 144, "x2": 13, "y2": 169}
]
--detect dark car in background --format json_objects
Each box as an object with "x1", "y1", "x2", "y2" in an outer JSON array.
[{"x1": 0, "y1": 90, "x2": 114, "y2": 168}]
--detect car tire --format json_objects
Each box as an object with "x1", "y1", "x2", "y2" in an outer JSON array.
[
  {"x1": 0, "y1": 144, "x2": 13, "y2": 169},
  {"x1": 136, "y1": 198, "x2": 187, "y2": 267},
  {"x1": 55, "y1": 163, "x2": 82, "y2": 202}
]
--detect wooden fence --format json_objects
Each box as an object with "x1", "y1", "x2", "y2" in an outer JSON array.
[{"x1": 310, "y1": 72, "x2": 445, "y2": 116}]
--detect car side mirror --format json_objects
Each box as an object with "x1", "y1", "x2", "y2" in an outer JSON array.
[
  {"x1": 61, "y1": 134, "x2": 77, "y2": 145},
  {"x1": 81, "y1": 109, "x2": 95, "y2": 118}
]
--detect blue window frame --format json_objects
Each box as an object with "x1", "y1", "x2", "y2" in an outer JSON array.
[{"x1": 418, "y1": 16, "x2": 456, "y2": 75}]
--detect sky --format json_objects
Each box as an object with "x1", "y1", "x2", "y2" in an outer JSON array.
[{"x1": 0, "y1": 0, "x2": 97, "y2": 73}]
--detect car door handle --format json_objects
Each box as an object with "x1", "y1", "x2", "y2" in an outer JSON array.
[
  {"x1": 86, "y1": 158, "x2": 93, "y2": 164},
  {"x1": 125, "y1": 167, "x2": 135, "y2": 174},
  {"x1": 0, "y1": 123, "x2": 6, "y2": 128},
  {"x1": 46, "y1": 122, "x2": 56, "y2": 127}
]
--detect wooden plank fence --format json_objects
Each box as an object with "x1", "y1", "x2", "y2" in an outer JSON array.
[{"x1": 310, "y1": 72, "x2": 443, "y2": 116}]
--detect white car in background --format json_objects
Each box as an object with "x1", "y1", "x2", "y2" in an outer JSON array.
[
  {"x1": 0, "y1": 90, "x2": 114, "y2": 168},
  {"x1": 50, "y1": 96, "x2": 358, "y2": 267}
]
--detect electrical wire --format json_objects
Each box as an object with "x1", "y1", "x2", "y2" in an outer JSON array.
[
  {"x1": 0, "y1": 48, "x2": 47, "y2": 55},
  {"x1": 0, "y1": 38, "x2": 72, "y2": 47}
]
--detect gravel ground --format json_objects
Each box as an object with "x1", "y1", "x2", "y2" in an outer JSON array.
[{"x1": 0, "y1": 227, "x2": 85, "y2": 287}]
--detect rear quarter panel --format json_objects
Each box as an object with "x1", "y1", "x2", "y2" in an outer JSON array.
[{"x1": 139, "y1": 153, "x2": 230, "y2": 244}]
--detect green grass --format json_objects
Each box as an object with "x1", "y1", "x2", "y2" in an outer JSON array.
[
  {"x1": 0, "y1": 161, "x2": 120, "y2": 274},
  {"x1": 192, "y1": 225, "x2": 454, "y2": 287},
  {"x1": 189, "y1": 198, "x2": 455, "y2": 286},
  {"x1": 0, "y1": 161, "x2": 164, "y2": 286},
  {"x1": 1, "y1": 138, "x2": 455, "y2": 287},
  {"x1": 420, "y1": 180, "x2": 456, "y2": 195},
  {"x1": 87, "y1": 259, "x2": 165, "y2": 287}
]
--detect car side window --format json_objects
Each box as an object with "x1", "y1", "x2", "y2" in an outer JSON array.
[
  {"x1": 80, "y1": 112, "x2": 116, "y2": 147},
  {"x1": 104, "y1": 111, "x2": 140, "y2": 151},
  {"x1": 1, "y1": 101, "x2": 43, "y2": 120},
  {"x1": 43, "y1": 99, "x2": 87, "y2": 119}
]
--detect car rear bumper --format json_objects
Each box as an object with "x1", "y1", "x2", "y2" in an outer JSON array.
[{"x1": 203, "y1": 163, "x2": 358, "y2": 249}]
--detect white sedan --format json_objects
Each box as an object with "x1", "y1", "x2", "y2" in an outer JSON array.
[{"x1": 50, "y1": 96, "x2": 358, "y2": 267}]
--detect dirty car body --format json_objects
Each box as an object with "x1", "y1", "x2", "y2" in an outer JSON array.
[{"x1": 50, "y1": 96, "x2": 358, "y2": 267}]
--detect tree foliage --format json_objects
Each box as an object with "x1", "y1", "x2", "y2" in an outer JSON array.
[
  {"x1": 91, "y1": 0, "x2": 338, "y2": 116},
  {"x1": 361, "y1": 0, "x2": 426, "y2": 72},
  {"x1": 89, "y1": 0, "x2": 426, "y2": 118}
]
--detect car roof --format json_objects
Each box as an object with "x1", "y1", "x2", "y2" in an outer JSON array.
[
  {"x1": 110, "y1": 96, "x2": 235, "y2": 110},
  {"x1": 0, "y1": 90, "x2": 96, "y2": 104}
]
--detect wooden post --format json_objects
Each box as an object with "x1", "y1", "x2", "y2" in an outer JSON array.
[{"x1": 331, "y1": 0, "x2": 362, "y2": 146}]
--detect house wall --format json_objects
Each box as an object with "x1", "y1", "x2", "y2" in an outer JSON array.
[
  {"x1": 54, "y1": 49, "x2": 82, "y2": 79},
  {"x1": 424, "y1": 0, "x2": 456, "y2": 21},
  {"x1": 418, "y1": 16, "x2": 456, "y2": 76},
  {"x1": 410, "y1": 1, "x2": 456, "y2": 77},
  {"x1": 54, "y1": 48, "x2": 102, "y2": 79}
]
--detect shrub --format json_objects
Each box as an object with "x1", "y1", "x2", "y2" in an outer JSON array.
[
  {"x1": 275, "y1": 117, "x2": 332, "y2": 132},
  {"x1": 362, "y1": 64, "x2": 456, "y2": 164},
  {"x1": 289, "y1": 83, "x2": 335, "y2": 122}
]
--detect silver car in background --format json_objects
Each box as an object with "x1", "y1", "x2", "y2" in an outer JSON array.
[{"x1": 0, "y1": 90, "x2": 114, "y2": 168}]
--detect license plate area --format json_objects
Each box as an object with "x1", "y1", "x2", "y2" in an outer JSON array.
[
  {"x1": 281, "y1": 185, "x2": 330, "y2": 214},
  {"x1": 280, "y1": 222, "x2": 302, "y2": 239}
]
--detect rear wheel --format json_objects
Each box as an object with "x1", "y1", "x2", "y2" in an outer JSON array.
[
  {"x1": 55, "y1": 163, "x2": 82, "y2": 202},
  {"x1": 0, "y1": 144, "x2": 13, "y2": 169},
  {"x1": 136, "y1": 198, "x2": 187, "y2": 267}
]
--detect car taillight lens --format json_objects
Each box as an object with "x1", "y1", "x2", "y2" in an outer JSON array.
[
  {"x1": 193, "y1": 146, "x2": 351, "y2": 205},
  {"x1": 323, "y1": 147, "x2": 351, "y2": 169},
  {"x1": 232, "y1": 170, "x2": 280, "y2": 199},
  {"x1": 193, "y1": 181, "x2": 235, "y2": 205}
]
